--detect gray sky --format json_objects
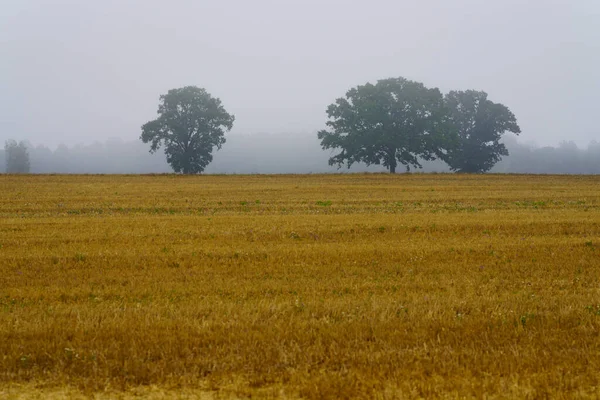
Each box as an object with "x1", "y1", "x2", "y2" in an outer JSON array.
[{"x1": 1, "y1": 0, "x2": 599, "y2": 148}]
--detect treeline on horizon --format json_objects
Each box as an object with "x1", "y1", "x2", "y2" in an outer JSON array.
[{"x1": 2, "y1": 134, "x2": 600, "y2": 175}]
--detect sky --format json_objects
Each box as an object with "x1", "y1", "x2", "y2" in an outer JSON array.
[{"x1": 1, "y1": 0, "x2": 599, "y2": 148}]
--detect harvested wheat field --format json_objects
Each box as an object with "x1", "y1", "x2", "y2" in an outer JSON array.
[{"x1": 1, "y1": 174, "x2": 600, "y2": 399}]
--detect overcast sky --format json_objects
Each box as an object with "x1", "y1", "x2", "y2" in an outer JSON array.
[{"x1": 1, "y1": 0, "x2": 599, "y2": 148}]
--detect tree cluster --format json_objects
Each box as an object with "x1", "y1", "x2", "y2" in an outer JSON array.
[
  {"x1": 138, "y1": 80, "x2": 520, "y2": 174},
  {"x1": 318, "y1": 78, "x2": 521, "y2": 173}
]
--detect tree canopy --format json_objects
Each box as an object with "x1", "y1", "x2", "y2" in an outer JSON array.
[
  {"x1": 318, "y1": 77, "x2": 446, "y2": 173},
  {"x1": 440, "y1": 90, "x2": 521, "y2": 173},
  {"x1": 140, "y1": 86, "x2": 235, "y2": 174}
]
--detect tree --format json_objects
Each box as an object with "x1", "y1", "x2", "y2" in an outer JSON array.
[
  {"x1": 141, "y1": 86, "x2": 235, "y2": 174},
  {"x1": 440, "y1": 90, "x2": 521, "y2": 173},
  {"x1": 317, "y1": 77, "x2": 446, "y2": 173},
  {"x1": 4, "y1": 140, "x2": 30, "y2": 173}
]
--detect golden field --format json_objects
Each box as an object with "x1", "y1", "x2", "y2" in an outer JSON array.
[{"x1": 1, "y1": 173, "x2": 600, "y2": 399}]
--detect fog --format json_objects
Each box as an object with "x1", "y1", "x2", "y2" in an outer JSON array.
[
  {"x1": 2, "y1": 135, "x2": 600, "y2": 175},
  {"x1": 2, "y1": 0, "x2": 599, "y2": 152}
]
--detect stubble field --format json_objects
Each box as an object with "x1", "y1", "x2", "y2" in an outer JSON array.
[{"x1": 1, "y1": 174, "x2": 600, "y2": 399}]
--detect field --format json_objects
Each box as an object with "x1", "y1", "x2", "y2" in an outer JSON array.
[{"x1": 1, "y1": 174, "x2": 600, "y2": 399}]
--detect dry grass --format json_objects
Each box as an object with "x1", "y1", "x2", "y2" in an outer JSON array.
[{"x1": 1, "y1": 174, "x2": 600, "y2": 399}]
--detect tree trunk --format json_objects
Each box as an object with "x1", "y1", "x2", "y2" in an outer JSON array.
[{"x1": 388, "y1": 149, "x2": 397, "y2": 174}]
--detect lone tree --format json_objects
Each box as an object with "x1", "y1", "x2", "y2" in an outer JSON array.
[
  {"x1": 4, "y1": 140, "x2": 30, "y2": 173},
  {"x1": 440, "y1": 90, "x2": 521, "y2": 173},
  {"x1": 141, "y1": 86, "x2": 235, "y2": 174},
  {"x1": 318, "y1": 77, "x2": 446, "y2": 173}
]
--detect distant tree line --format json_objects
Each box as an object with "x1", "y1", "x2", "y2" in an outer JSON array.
[
  {"x1": 4, "y1": 140, "x2": 30, "y2": 173},
  {"x1": 2, "y1": 135, "x2": 600, "y2": 175},
  {"x1": 494, "y1": 137, "x2": 600, "y2": 175}
]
